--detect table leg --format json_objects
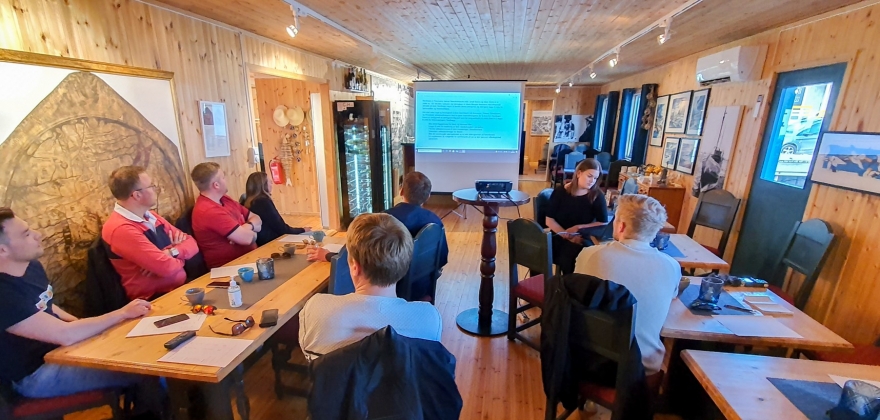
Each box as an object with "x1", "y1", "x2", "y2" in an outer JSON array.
[
  {"x1": 167, "y1": 375, "x2": 245, "y2": 420},
  {"x1": 456, "y1": 203, "x2": 508, "y2": 336}
]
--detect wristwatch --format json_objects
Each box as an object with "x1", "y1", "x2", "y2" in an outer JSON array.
[{"x1": 169, "y1": 247, "x2": 180, "y2": 258}]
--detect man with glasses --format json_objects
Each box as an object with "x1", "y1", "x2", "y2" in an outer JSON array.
[{"x1": 102, "y1": 165, "x2": 199, "y2": 301}]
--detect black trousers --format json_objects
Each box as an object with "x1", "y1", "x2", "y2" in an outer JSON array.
[{"x1": 552, "y1": 236, "x2": 586, "y2": 275}]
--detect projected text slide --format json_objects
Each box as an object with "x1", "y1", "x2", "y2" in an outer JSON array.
[{"x1": 415, "y1": 91, "x2": 520, "y2": 151}]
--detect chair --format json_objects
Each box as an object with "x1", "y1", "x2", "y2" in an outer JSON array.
[
  {"x1": 620, "y1": 178, "x2": 638, "y2": 195},
  {"x1": 765, "y1": 219, "x2": 835, "y2": 310},
  {"x1": 552, "y1": 149, "x2": 572, "y2": 187},
  {"x1": 507, "y1": 219, "x2": 553, "y2": 350},
  {"x1": 84, "y1": 237, "x2": 128, "y2": 317},
  {"x1": 533, "y1": 188, "x2": 555, "y2": 229},
  {"x1": 328, "y1": 246, "x2": 355, "y2": 295},
  {"x1": 574, "y1": 143, "x2": 589, "y2": 153},
  {"x1": 239, "y1": 193, "x2": 247, "y2": 205},
  {"x1": 686, "y1": 189, "x2": 741, "y2": 259},
  {"x1": 595, "y1": 152, "x2": 611, "y2": 172},
  {"x1": 562, "y1": 152, "x2": 585, "y2": 182},
  {"x1": 173, "y1": 206, "x2": 209, "y2": 281},
  {"x1": 0, "y1": 381, "x2": 129, "y2": 420},
  {"x1": 537, "y1": 142, "x2": 550, "y2": 174},
  {"x1": 606, "y1": 160, "x2": 632, "y2": 190},
  {"x1": 397, "y1": 224, "x2": 444, "y2": 303}
]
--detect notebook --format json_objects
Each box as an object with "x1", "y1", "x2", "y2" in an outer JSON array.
[{"x1": 579, "y1": 216, "x2": 615, "y2": 241}]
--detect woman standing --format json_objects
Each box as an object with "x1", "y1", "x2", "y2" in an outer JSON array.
[
  {"x1": 545, "y1": 158, "x2": 608, "y2": 274},
  {"x1": 243, "y1": 172, "x2": 310, "y2": 246}
]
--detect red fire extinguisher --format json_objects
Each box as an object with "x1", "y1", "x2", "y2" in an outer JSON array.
[{"x1": 269, "y1": 157, "x2": 285, "y2": 185}]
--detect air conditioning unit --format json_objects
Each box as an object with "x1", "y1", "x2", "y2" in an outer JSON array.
[{"x1": 696, "y1": 45, "x2": 767, "y2": 86}]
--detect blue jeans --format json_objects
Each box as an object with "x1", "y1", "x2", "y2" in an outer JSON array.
[{"x1": 14, "y1": 364, "x2": 164, "y2": 414}]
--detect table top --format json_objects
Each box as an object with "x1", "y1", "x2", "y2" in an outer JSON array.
[
  {"x1": 662, "y1": 278, "x2": 852, "y2": 351},
  {"x1": 590, "y1": 234, "x2": 728, "y2": 270},
  {"x1": 452, "y1": 188, "x2": 530, "y2": 207},
  {"x1": 45, "y1": 236, "x2": 344, "y2": 383},
  {"x1": 682, "y1": 350, "x2": 880, "y2": 420}
]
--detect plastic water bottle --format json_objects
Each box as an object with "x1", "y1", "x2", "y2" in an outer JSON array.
[{"x1": 227, "y1": 278, "x2": 242, "y2": 308}]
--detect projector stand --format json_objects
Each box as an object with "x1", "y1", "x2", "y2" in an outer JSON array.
[{"x1": 440, "y1": 202, "x2": 468, "y2": 220}]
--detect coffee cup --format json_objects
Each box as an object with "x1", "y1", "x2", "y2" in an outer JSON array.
[
  {"x1": 180, "y1": 287, "x2": 205, "y2": 305},
  {"x1": 311, "y1": 230, "x2": 326, "y2": 243},
  {"x1": 238, "y1": 267, "x2": 255, "y2": 282},
  {"x1": 280, "y1": 243, "x2": 298, "y2": 254}
]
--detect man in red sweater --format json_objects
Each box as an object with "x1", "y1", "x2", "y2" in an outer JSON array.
[
  {"x1": 190, "y1": 162, "x2": 262, "y2": 268},
  {"x1": 102, "y1": 166, "x2": 200, "y2": 301}
]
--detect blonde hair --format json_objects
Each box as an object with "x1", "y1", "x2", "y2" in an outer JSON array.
[
  {"x1": 190, "y1": 162, "x2": 220, "y2": 192},
  {"x1": 616, "y1": 194, "x2": 667, "y2": 241},
  {"x1": 346, "y1": 213, "x2": 413, "y2": 286}
]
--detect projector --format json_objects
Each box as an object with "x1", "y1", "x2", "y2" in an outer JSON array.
[{"x1": 475, "y1": 180, "x2": 512, "y2": 193}]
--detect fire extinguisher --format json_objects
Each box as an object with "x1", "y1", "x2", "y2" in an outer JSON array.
[{"x1": 269, "y1": 157, "x2": 285, "y2": 185}]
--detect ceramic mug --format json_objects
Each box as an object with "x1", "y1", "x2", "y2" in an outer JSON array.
[
  {"x1": 311, "y1": 230, "x2": 326, "y2": 243},
  {"x1": 280, "y1": 243, "x2": 298, "y2": 254},
  {"x1": 238, "y1": 267, "x2": 255, "y2": 282},
  {"x1": 180, "y1": 287, "x2": 205, "y2": 305}
]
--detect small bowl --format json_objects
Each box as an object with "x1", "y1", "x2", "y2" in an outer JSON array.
[
  {"x1": 181, "y1": 287, "x2": 205, "y2": 305},
  {"x1": 238, "y1": 267, "x2": 255, "y2": 282},
  {"x1": 678, "y1": 277, "x2": 691, "y2": 296}
]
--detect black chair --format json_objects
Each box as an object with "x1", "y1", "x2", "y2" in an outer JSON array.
[
  {"x1": 84, "y1": 237, "x2": 129, "y2": 317},
  {"x1": 552, "y1": 149, "x2": 573, "y2": 187},
  {"x1": 765, "y1": 218, "x2": 835, "y2": 310},
  {"x1": 397, "y1": 224, "x2": 445, "y2": 303},
  {"x1": 328, "y1": 246, "x2": 355, "y2": 295},
  {"x1": 686, "y1": 189, "x2": 741, "y2": 259},
  {"x1": 533, "y1": 188, "x2": 555, "y2": 229},
  {"x1": 507, "y1": 219, "x2": 553, "y2": 350},
  {"x1": 537, "y1": 142, "x2": 550, "y2": 174},
  {"x1": 239, "y1": 193, "x2": 247, "y2": 205},
  {"x1": 173, "y1": 206, "x2": 209, "y2": 281},
  {"x1": 606, "y1": 160, "x2": 633, "y2": 190},
  {"x1": 0, "y1": 380, "x2": 129, "y2": 420},
  {"x1": 574, "y1": 143, "x2": 589, "y2": 153}
]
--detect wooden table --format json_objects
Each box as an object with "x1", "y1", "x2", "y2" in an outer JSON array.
[
  {"x1": 46, "y1": 235, "x2": 344, "y2": 419},
  {"x1": 451, "y1": 188, "x2": 530, "y2": 337},
  {"x1": 682, "y1": 350, "x2": 880, "y2": 420},
  {"x1": 590, "y1": 234, "x2": 728, "y2": 271}
]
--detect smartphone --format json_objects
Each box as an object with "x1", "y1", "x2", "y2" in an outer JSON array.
[
  {"x1": 154, "y1": 314, "x2": 190, "y2": 328},
  {"x1": 207, "y1": 281, "x2": 231, "y2": 289},
  {"x1": 741, "y1": 277, "x2": 769, "y2": 288},
  {"x1": 259, "y1": 309, "x2": 279, "y2": 328}
]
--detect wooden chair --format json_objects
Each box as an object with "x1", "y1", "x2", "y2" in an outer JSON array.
[
  {"x1": 686, "y1": 189, "x2": 741, "y2": 258},
  {"x1": 328, "y1": 246, "x2": 355, "y2": 296},
  {"x1": 397, "y1": 223, "x2": 444, "y2": 303},
  {"x1": 0, "y1": 381, "x2": 129, "y2": 420},
  {"x1": 507, "y1": 218, "x2": 553, "y2": 350},
  {"x1": 533, "y1": 188, "x2": 555, "y2": 229},
  {"x1": 766, "y1": 219, "x2": 835, "y2": 310}
]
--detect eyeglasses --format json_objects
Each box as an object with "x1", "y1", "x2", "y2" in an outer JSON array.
[
  {"x1": 270, "y1": 252, "x2": 292, "y2": 259},
  {"x1": 133, "y1": 184, "x2": 160, "y2": 194},
  {"x1": 209, "y1": 316, "x2": 255, "y2": 336}
]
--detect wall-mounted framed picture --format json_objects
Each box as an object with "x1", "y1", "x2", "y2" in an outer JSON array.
[
  {"x1": 650, "y1": 95, "x2": 670, "y2": 146},
  {"x1": 530, "y1": 110, "x2": 552, "y2": 136},
  {"x1": 686, "y1": 89, "x2": 711, "y2": 136},
  {"x1": 662, "y1": 137, "x2": 681, "y2": 169},
  {"x1": 200, "y1": 101, "x2": 230, "y2": 157},
  {"x1": 675, "y1": 138, "x2": 700, "y2": 174},
  {"x1": 665, "y1": 91, "x2": 692, "y2": 134},
  {"x1": 809, "y1": 131, "x2": 880, "y2": 195}
]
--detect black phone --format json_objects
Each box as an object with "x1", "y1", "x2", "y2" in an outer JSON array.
[
  {"x1": 259, "y1": 309, "x2": 279, "y2": 328},
  {"x1": 154, "y1": 314, "x2": 189, "y2": 328},
  {"x1": 741, "y1": 277, "x2": 769, "y2": 288},
  {"x1": 207, "y1": 281, "x2": 230, "y2": 289}
]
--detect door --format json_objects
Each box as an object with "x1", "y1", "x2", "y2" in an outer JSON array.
[{"x1": 731, "y1": 63, "x2": 846, "y2": 280}]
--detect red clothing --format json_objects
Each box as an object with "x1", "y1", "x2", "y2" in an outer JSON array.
[
  {"x1": 102, "y1": 211, "x2": 199, "y2": 300},
  {"x1": 192, "y1": 195, "x2": 256, "y2": 268}
]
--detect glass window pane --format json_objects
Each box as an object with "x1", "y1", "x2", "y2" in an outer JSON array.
[
  {"x1": 596, "y1": 97, "x2": 608, "y2": 151},
  {"x1": 625, "y1": 91, "x2": 640, "y2": 161}
]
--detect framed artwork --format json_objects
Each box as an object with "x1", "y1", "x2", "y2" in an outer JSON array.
[
  {"x1": 662, "y1": 137, "x2": 681, "y2": 169},
  {"x1": 692, "y1": 106, "x2": 743, "y2": 197},
  {"x1": 200, "y1": 101, "x2": 230, "y2": 157},
  {"x1": 650, "y1": 95, "x2": 670, "y2": 146},
  {"x1": 810, "y1": 132, "x2": 880, "y2": 195},
  {"x1": 553, "y1": 114, "x2": 592, "y2": 143},
  {"x1": 675, "y1": 138, "x2": 700, "y2": 174},
  {"x1": 686, "y1": 89, "x2": 711, "y2": 136},
  {"x1": 530, "y1": 110, "x2": 552, "y2": 136},
  {"x1": 665, "y1": 91, "x2": 692, "y2": 134}
]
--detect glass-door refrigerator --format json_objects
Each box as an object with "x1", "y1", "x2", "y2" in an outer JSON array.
[{"x1": 334, "y1": 100, "x2": 393, "y2": 228}]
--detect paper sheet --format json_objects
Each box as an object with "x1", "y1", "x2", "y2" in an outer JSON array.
[
  {"x1": 713, "y1": 315, "x2": 803, "y2": 338},
  {"x1": 158, "y1": 337, "x2": 253, "y2": 367},
  {"x1": 210, "y1": 263, "x2": 257, "y2": 278},
  {"x1": 279, "y1": 234, "x2": 312, "y2": 243},
  {"x1": 829, "y1": 375, "x2": 880, "y2": 389},
  {"x1": 323, "y1": 243, "x2": 344, "y2": 253},
  {"x1": 126, "y1": 314, "x2": 207, "y2": 337}
]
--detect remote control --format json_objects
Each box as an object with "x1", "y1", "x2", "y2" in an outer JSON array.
[{"x1": 164, "y1": 331, "x2": 196, "y2": 350}]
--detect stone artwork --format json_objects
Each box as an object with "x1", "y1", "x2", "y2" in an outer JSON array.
[{"x1": 0, "y1": 71, "x2": 187, "y2": 314}]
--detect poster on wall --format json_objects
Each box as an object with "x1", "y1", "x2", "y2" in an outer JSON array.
[
  {"x1": 530, "y1": 110, "x2": 552, "y2": 136},
  {"x1": 810, "y1": 132, "x2": 880, "y2": 195},
  {"x1": 665, "y1": 91, "x2": 692, "y2": 134},
  {"x1": 675, "y1": 138, "x2": 700, "y2": 174},
  {"x1": 651, "y1": 95, "x2": 670, "y2": 146},
  {"x1": 200, "y1": 101, "x2": 230, "y2": 157},
  {"x1": 686, "y1": 89, "x2": 711, "y2": 136},
  {"x1": 662, "y1": 137, "x2": 681, "y2": 169},
  {"x1": 692, "y1": 106, "x2": 743, "y2": 197},
  {"x1": 553, "y1": 114, "x2": 592, "y2": 143}
]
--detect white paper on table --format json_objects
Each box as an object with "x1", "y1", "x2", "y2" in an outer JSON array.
[
  {"x1": 158, "y1": 337, "x2": 254, "y2": 367},
  {"x1": 713, "y1": 315, "x2": 803, "y2": 338},
  {"x1": 126, "y1": 314, "x2": 207, "y2": 337},
  {"x1": 279, "y1": 234, "x2": 312, "y2": 243},
  {"x1": 323, "y1": 243, "x2": 344, "y2": 253},
  {"x1": 210, "y1": 263, "x2": 257, "y2": 278},
  {"x1": 829, "y1": 375, "x2": 880, "y2": 389}
]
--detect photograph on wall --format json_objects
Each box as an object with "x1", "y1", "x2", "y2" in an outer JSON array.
[
  {"x1": 692, "y1": 106, "x2": 743, "y2": 197},
  {"x1": 662, "y1": 137, "x2": 681, "y2": 169},
  {"x1": 686, "y1": 89, "x2": 711, "y2": 136},
  {"x1": 530, "y1": 110, "x2": 553, "y2": 136},
  {"x1": 553, "y1": 114, "x2": 592, "y2": 143},
  {"x1": 665, "y1": 91, "x2": 692, "y2": 134},
  {"x1": 651, "y1": 95, "x2": 669, "y2": 146},
  {"x1": 0, "y1": 57, "x2": 188, "y2": 314},
  {"x1": 200, "y1": 101, "x2": 230, "y2": 157},
  {"x1": 810, "y1": 132, "x2": 880, "y2": 195},
  {"x1": 675, "y1": 138, "x2": 701, "y2": 174}
]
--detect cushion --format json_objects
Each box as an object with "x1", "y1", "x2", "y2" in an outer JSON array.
[
  {"x1": 769, "y1": 285, "x2": 795, "y2": 306},
  {"x1": 812, "y1": 345, "x2": 880, "y2": 366},
  {"x1": 513, "y1": 275, "x2": 545, "y2": 306},
  {"x1": 577, "y1": 370, "x2": 664, "y2": 410},
  {"x1": 12, "y1": 390, "x2": 111, "y2": 418}
]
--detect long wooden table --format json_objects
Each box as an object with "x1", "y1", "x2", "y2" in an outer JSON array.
[
  {"x1": 682, "y1": 350, "x2": 880, "y2": 420},
  {"x1": 590, "y1": 234, "x2": 729, "y2": 271}
]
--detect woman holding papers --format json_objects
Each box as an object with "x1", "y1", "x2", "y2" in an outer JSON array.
[{"x1": 243, "y1": 172, "x2": 311, "y2": 246}]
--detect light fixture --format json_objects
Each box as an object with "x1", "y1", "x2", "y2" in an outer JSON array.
[
  {"x1": 609, "y1": 49, "x2": 619, "y2": 67},
  {"x1": 568, "y1": 80, "x2": 573, "y2": 87},
  {"x1": 589, "y1": 65, "x2": 596, "y2": 79},
  {"x1": 555, "y1": 85, "x2": 561, "y2": 94},
  {"x1": 657, "y1": 34, "x2": 667, "y2": 45},
  {"x1": 657, "y1": 18, "x2": 672, "y2": 45},
  {"x1": 286, "y1": 6, "x2": 301, "y2": 38}
]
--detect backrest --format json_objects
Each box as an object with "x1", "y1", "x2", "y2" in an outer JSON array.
[
  {"x1": 397, "y1": 224, "x2": 444, "y2": 302},
  {"x1": 533, "y1": 188, "x2": 555, "y2": 229},
  {"x1": 773, "y1": 219, "x2": 835, "y2": 310},
  {"x1": 552, "y1": 143, "x2": 572, "y2": 157},
  {"x1": 507, "y1": 219, "x2": 553, "y2": 286},
  {"x1": 174, "y1": 206, "x2": 195, "y2": 236},
  {"x1": 570, "y1": 304, "x2": 636, "y2": 365},
  {"x1": 574, "y1": 143, "x2": 588, "y2": 153},
  {"x1": 687, "y1": 189, "x2": 741, "y2": 257},
  {"x1": 607, "y1": 160, "x2": 632, "y2": 189},
  {"x1": 328, "y1": 246, "x2": 355, "y2": 295},
  {"x1": 554, "y1": 149, "x2": 572, "y2": 171},
  {"x1": 239, "y1": 193, "x2": 247, "y2": 205},
  {"x1": 541, "y1": 141, "x2": 550, "y2": 157},
  {"x1": 596, "y1": 152, "x2": 612, "y2": 170},
  {"x1": 621, "y1": 178, "x2": 638, "y2": 195},
  {"x1": 564, "y1": 152, "x2": 585, "y2": 170}
]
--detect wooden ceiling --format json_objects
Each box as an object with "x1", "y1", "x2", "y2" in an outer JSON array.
[{"x1": 152, "y1": 0, "x2": 862, "y2": 85}]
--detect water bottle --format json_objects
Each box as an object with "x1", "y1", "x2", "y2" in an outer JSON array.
[{"x1": 227, "y1": 278, "x2": 242, "y2": 308}]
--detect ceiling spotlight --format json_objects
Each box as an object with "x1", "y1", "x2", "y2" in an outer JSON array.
[
  {"x1": 657, "y1": 34, "x2": 667, "y2": 45},
  {"x1": 286, "y1": 6, "x2": 301, "y2": 38},
  {"x1": 658, "y1": 17, "x2": 672, "y2": 46},
  {"x1": 286, "y1": 24, "x2": 298, "y2": 38},
  {"x1": 555, "y1": 85, "x2": 561, "y2": 94},
  {"x1": 589, "y1": 65, "x2": 596, "y2": 79},
  {"x1": 609, "y1": 49, "x2": 620, "y2": 67},
  {"x1": 568, "y1": 80, "x2": 573, "y2": 87}
]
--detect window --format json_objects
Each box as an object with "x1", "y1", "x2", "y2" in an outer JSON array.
[
  {"x1": 623, "y1": 90, "x2": 641, "y2": 160},
  {"x1": 595, "y1": 95, "x2": 609, "y2": 151}
]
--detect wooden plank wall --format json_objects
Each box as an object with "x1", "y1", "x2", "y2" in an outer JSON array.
[
  {"x1": 602, "y1": 0, "x2": 880, "y2": 343},
  {"x1": 523, "y1": 99, "x2": 553, "y2": 167}
]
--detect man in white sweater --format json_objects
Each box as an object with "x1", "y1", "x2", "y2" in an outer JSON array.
[{"x1": 574, "y1": 194, "x2": 680, "y2": 376}]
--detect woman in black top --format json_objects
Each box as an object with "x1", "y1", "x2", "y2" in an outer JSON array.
[
  {"x1": 243, "y1": 172, "x2": 311, "y2": 246},
  {"x1": 545, "y1": 158, "x2": 608, "y2": 274}
]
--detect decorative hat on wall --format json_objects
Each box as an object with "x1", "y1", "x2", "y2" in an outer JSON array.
[
  {"x1": 286, "y1": 105, "x2": 305, "y2": 126},
  {"x1": 273, "y1": 105, "x2": 289, "y2": 127}
]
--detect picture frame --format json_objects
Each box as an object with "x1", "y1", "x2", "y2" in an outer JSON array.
[
  {"x1": 530, "y1": 110, "x2": 552, "y2": 136},
  {"x1": 650, "y1": 95, "x2": 670, "y2": 147},
  {"x1": 665, "y1": 91, "x2": 692, "y2": 134},
  {"x1": 809, "y1": 131, "x2": 880, "y2": 195},
  {"x1": 200, "y1": 101, "x2": 230, "y2": 157},
  {"x1": 662, "y1": 137, "x2": 681, "y2": 169},
  {"x1": 686, "y1": 89, "x2": 711, "y2": 136},
  {"x1": 675, "y1": 138, "x2": 700, "y2": 174}
]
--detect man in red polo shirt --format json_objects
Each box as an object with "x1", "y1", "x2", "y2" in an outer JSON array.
[{"x1": 190, "y1": 162, "x2": 263, "y2": 268}]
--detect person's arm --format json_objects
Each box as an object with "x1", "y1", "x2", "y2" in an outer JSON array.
[
  {"x1": 242, "y1": 203, "x2": 262, "y2": 233},
  {"x1": 52, "y1": 306, "x2": 78, "y2": 322},
  {"x1": 109, "y1": 225, "x2": 186, "y2": 278},
  {"x1": 544, "y1": 189, "x2": 567, "y2": 234},
  {"x1": 253, "y1": 198, "x2": 305, "y2": 235},
  {"x1": 161, "y1": 217, "x2": 199, "y2": 260},
  {"x1": 227, "y1": 225, "x2": 257, "y2": 246},
  {"x1": 7, "y1": 300, "x2": 151, "y2": 347}
]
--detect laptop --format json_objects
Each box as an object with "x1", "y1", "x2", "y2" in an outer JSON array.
[{"x1": 578, "y1": 216, "x2": 615, "y2": 242}]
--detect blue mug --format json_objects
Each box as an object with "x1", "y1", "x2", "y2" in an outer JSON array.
[{"x1": 238, "y1": 267, "x2": 255, "y2": 282}]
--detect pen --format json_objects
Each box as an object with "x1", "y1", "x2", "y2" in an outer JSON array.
[{"x1": 724, "y1": 304, "x2": 757, "y2": 314}]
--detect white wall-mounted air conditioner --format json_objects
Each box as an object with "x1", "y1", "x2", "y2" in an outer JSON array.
[{"x1": 696, "y1": 45, "x2": 767, "y2": 86}]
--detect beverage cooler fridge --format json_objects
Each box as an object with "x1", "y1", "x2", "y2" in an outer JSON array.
[{"x1": 333, "y1": 100, "x2": 393, "y2": 228}]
